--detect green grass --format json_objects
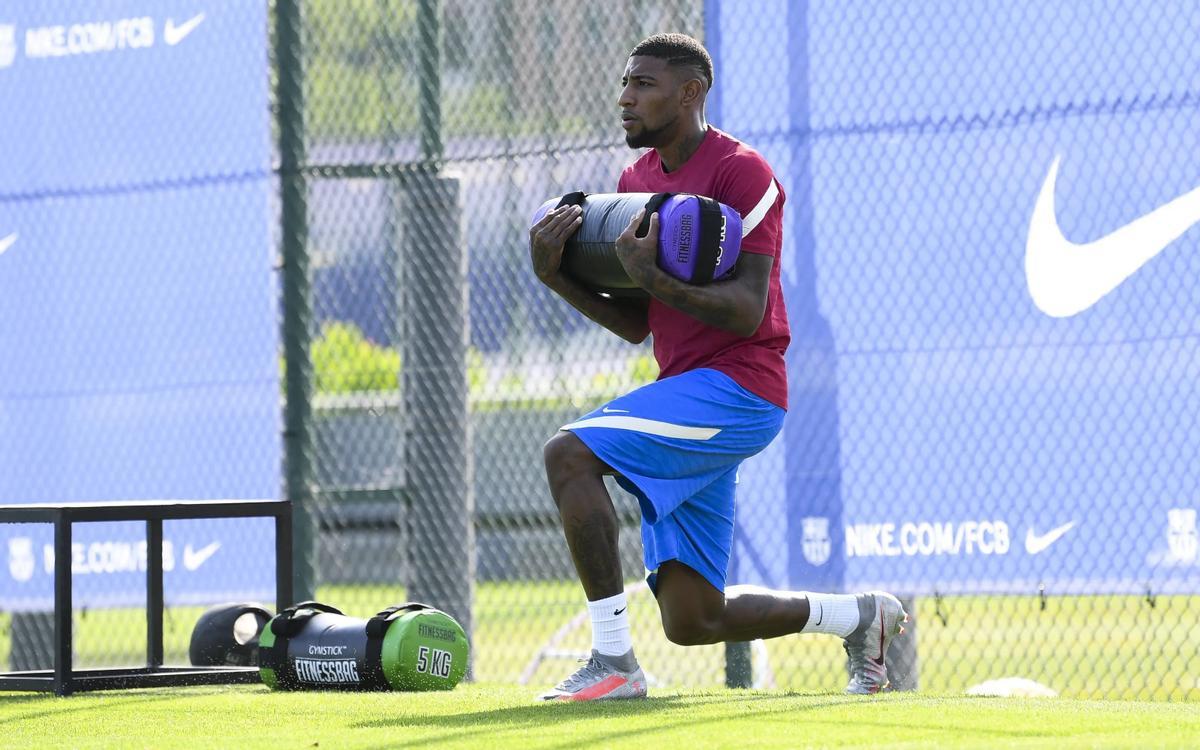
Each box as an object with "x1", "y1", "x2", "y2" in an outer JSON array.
[
  {"x1": 2, "y1": 584, "x2": 1197, "y2": 747},
  {"x1": 2, "y1": 685, "x2": 1198, "y2": 749},
  {"x1": 3, "y1": 583, "x2": 1198, "y2": 701}
]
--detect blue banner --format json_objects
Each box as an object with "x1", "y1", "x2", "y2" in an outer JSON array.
[
  {"x1": 0, "y1": 1, "x2": 269, "y2": 191},
  {"x1": 4, "y1": 518, "x2": 274, "y2": 611},
  {"x1": 0, "y1": 1, "x2": 277, "y2": 610},
  {"x1": 718, "y1": 0, "x2": 1200, "y2": 596}
]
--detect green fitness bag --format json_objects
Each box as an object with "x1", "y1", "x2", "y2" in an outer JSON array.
[{"x1": 258, "y1": 601, "x2": 468, "y2": 691}]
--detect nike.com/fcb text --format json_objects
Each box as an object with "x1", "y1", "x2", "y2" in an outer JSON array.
[{"x1": 846, "y1": 520, "x2": 1010, "y2": 558}]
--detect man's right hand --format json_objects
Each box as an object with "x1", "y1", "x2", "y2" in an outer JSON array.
[{"x1": 529, "y1": 204, "x2": 583, "y2": 284}]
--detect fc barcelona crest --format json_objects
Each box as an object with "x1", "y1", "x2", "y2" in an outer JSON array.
[
  {"x1": 7, "y1": 537, "x2": 35, "y2": 583},
  {"x1": 801, "y1": 517, "x2": 831, "y2": 566},
  {"x1": 1167, "y1": 508, "x2": 1198, "y2": 564}
]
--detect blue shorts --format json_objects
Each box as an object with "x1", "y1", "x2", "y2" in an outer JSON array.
[{"x1": 562, "y1": 368, "x2": 785, "y2": 593}]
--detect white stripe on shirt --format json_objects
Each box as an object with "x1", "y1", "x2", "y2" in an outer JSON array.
[{"x1": 741, "y1": 178, "x2": 780, "y2": 238}]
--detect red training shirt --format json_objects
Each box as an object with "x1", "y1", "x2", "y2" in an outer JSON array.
[{"x1": 617, "y1": 126, "x2": 790, "y2": 409}]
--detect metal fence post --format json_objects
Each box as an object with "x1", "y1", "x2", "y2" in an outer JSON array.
[
  {"x1": 397, "y1": 0, "x2": 473, "y2": 671},
  {"x1": 725, "y1": 641, "x2": 752, "y2": 688},
  {"x1": 400, "y1": 168, "x2": 474, "y2": 672},
  {"x1": 276, "y1": 0, "x2": 317, "y2": 603},
  {"x1": 417, "y1": 0, "x2": 443, "y2": 165}
]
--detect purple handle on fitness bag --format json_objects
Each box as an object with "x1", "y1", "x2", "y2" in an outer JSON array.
[{"x1": 531, "y1": 192, "x2": 743, "y2": 296}]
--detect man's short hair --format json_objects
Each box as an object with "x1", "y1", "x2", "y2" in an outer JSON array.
[{"x1": 630, "y1": 33, "x2": 713, "y2": 90}]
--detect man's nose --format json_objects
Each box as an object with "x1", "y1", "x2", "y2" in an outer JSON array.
[{"x1": 618, "y1": 85, "x2": 634, "y2": 109}]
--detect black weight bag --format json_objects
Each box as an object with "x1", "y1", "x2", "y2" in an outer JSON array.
[
  {"x1": 531, "y1": 191, "x2": 744, "y2": 296},
  {"x1": 188, "y1": 602, "x2": 272, "y2": 667},
  {"x1": 257, "y1": 601, "x2": 468, "y2": 691}
]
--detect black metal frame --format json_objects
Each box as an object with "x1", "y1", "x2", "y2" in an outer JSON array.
[{"x1": 0, "y1": 499, "x2": 292, "y2": 696}]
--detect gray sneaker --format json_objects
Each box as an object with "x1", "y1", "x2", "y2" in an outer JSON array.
[
  {"x1": 843, "y1": 592, "x2": 908, "y2": 694},
  {"x1": 540, "y1": 649, "x2": 648, "y2": 702}
]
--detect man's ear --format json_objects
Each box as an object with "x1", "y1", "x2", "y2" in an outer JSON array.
[{"x1": 680, "y1": 77, "x2": 704, "y2": 108}]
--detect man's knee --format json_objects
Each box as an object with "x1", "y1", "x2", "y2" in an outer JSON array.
[
  {"x1": 655, "y1": 562, "x2": 727, "y2": 646},
  {"x1": 661, "y1": 613, "x2": 722, "y2": 646},
  {"x1": 542, "y1": 431, "x2": 605, "y2": 492}
]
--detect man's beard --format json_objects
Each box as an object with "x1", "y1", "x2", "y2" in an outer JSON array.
[{"x1": 625, "y1": 118, "x2": 674, "y2": 149}]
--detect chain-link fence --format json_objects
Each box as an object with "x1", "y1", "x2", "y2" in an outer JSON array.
[
  {"x1": 2, "y1": 0, "x2": 1198, "y2": 701},
  {"x1": 291, "y1": 0, "x2": 1200, "y2": 699},
  {"x1": 291, "y1": 0, "x2": 708, "y2": 688}
]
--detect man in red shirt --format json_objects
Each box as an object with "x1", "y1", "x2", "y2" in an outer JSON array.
[{"x1": 530, "y1": 33, "x2": 905, "y2": 701}]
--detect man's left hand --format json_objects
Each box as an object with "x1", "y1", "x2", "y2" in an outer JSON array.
[{"x1": 614, "y1": 209, "x2": 659, "y2": 288}]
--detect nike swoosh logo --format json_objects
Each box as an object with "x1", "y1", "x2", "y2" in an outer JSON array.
[
  {"x1": 1024, "y1": 521, "x2": 1076, "y2": 555},
  {"x1": 0, "y1": 232, "x2": 16, "y2": 256},
  {"x1": 164, "y1": 13, "x2": 206, "y2": 46},
  {"x1": 601, "y1": 407, "x2": 629, "y2": 414},
  {"x1": 814, "y1": 602, "x2": 823, "y2": 627},
  {"x1": 183, "y1": 541, "x2": 221, "y2": 570},
  {"x1": 613, "y1": 607, "x2": 626, "y2": 616},
  {"x1": 1026, "y1": 155, "x2": 1200, "y2": 318}
]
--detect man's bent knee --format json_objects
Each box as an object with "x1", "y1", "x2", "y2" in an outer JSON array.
[
  {"x1": 543, "y1": 431, "x2": 608, "y2": 494},
  {"x1": 661, "y1": 615, "x2": 722, "y2": 647},
  {"x1": 655, "y1": 562, "x2": 728, "y2": 646}
]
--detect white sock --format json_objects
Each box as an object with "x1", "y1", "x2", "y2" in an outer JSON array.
[
  {"x1": 800, "y1": 593, "x2": 860, "y2": 637},
  {"x1": 587, "y1": 591, "x2": 633, "y2": 657}
]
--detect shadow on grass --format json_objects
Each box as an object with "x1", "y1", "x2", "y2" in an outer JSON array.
[
  {"x1": 354, "y1": 692, "x2": 851, "y2": 748},
  {"x1": 0, "y1": 690, "x2": 179, "y2": 724},
  {"x1": 354, "y1": 691, "x2": 1075, "y2": 748}
]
